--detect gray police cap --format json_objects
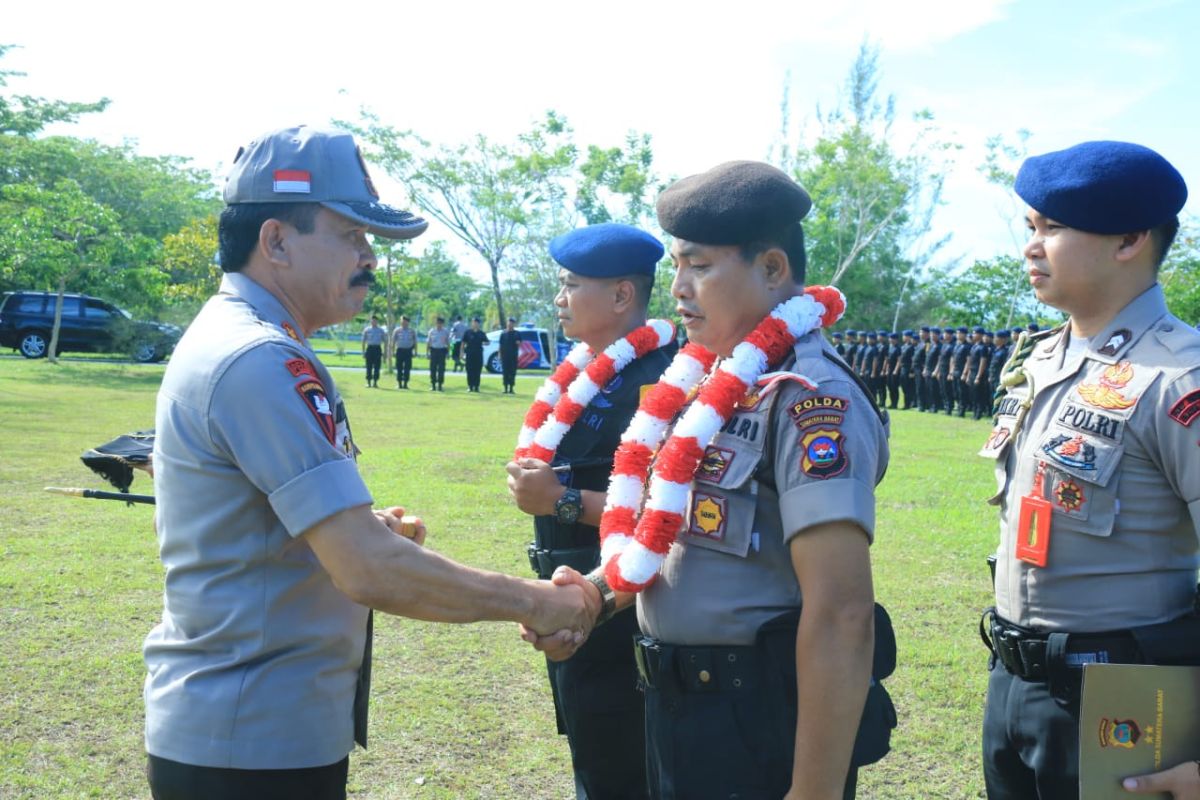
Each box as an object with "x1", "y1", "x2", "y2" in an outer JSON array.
[{"x1": 224, "y1": 125, "x2": 428, "y2": 240}]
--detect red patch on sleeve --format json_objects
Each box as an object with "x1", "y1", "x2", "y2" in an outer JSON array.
[
  {"x1": 295, "y1": 379, "x2": 337, "y2": 445},
  {"x1": 1168, "y1": 389, "x2": 1200, "y2": 427},
  {"x1": 285, "y1": 358, "x2": 317, "y2": 378}
]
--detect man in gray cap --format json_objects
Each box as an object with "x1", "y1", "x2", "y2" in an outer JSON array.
[
  {"x1": 526, "y1": 162, "x2": 895, "y2": 799},
  {"x1": 144, "y1": 126, "x2": 595, "y2": 799},
  {"x1": 979, "y1": 140, "x2": 1200, "y2": 799}
]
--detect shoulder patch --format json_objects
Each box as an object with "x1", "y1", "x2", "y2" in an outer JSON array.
[
  {"x1": 799, "y1": 427, "x2": 849, "y2": 479},
  {"x1": 285, "y1": 357, "x2": 317, "y2": 378},
  {"x1": 295, "y1": 378, "x2": 337, "y2": 445},
  {"x1": 1168, "y1": 388, "x2": 1200, "y2": 427}
]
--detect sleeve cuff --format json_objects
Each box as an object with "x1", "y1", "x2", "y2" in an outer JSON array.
[
  {"x1": 779, "y1": 478, "x2": 876, "y2": 545},
  {"x1": 269, "y1": 458, "x2": 374, "y2": 537}
]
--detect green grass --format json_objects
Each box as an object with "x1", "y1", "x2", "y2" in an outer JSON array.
[{"x1": 0, "y1": 358, "x2": 998, "y2": 798}]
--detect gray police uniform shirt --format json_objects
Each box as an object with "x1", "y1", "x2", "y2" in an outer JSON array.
[
  {"x1": 427, "y1": 327, "x2": 451, "y2": 349},
  {"x1": 981, "y1": 285, "x2": 1200, "y2": 632},
  {"x1": 145, "y1": 272, "x2": 373, "y2": 769},
  {"x1": 362, "y1": 325, "x2": 386, "y2": 346},
  {"x1": 638, "y1": 331, "x2": 890, "y2": 645},
  {"x1": 392, "y1": 327, "x2": 417, "y2": 349}
]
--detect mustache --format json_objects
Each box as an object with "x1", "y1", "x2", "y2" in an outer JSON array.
[{"x1": 350, "y1": 271, "x2": 375, "y2": 287}]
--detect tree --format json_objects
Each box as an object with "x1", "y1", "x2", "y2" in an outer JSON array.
[
  {"x1": 0, "y1": 179, "x2": 127, "y2": 361},
  {"x1": 345, "y1": 111, "x2": 576, "y2": 324},
  {"x1": 1161, "y1": 221, "x2": 1200, "y2": 324},
  {"x1": 160, "y1": 215, "x2": 220, "y2": 316},
  {"x1": 0, "y1": 44, "x2": 109, "y2": 136},
  {"x1": 933, "y1": 255, "x2": 1048, "y2": 330},
  {"x1": 777, "y1": 42, "x2": 955, "y2": 330}
]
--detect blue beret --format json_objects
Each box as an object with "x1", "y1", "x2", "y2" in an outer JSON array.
[
  {"x1": 656, "y1": 161, "x2": 812, "y2": 245},
  {"x1": 1028, "y1": 323, "x2": 1040, "y2": 332},
  {"x1": 832, "y1": 332, "x2": 843, "y2": 339},
  {"x1": 1015, "y1": 141, "x2": 1187, "y2": 234},
  {"x1": 903, "y1": 329, "x2": 914, "y2": 337},
  {"x1": 973, "y1": 326, "x2": 986, "y2": 334},
  {"x1": 888, "y1": 332, "x2": 899, "y2": 340},
  {"x1": 846, "y1": 329, "x2": 857, "y2": 335},
  {"x1": 919, "y1": 326, "x2": 930, "y2": 333},
  {"x1": 957, "y1": 326, "x2": 969, "y2": 334},
  {"x1": 866, "y1": 331, "x2": 877, "y2": 338},
  {"x1": 995, "y1": 329, "x2": 1010, "y2": 338},
  {"x1": 549, "y1": 223, "x2": 663, "y2": 278},
  {"x1": 877, "y1": 329, "x2": 888, "y2": 336},
  {"x1": 929, "y1": 326, "x2": 941, "y2": 333}
]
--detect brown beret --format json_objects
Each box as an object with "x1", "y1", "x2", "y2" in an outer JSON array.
[{"x1": 656, "y1": 161, "x2": 812, "y2": 245}]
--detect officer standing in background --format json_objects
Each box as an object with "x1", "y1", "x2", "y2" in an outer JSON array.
[
  {"x1": 832, "y1": 330, "x2": 845, "y2": 357},
  {"x1": 844, "y1": 330, "x2": 860, "y2": 372},
  {"x1": 498, "y1": 317, "x2": 521, "y2": 394},
  {"x1": 361, "y1": 315, "x2": 385, "y2": 388},
  {"x1": 508, "y1": 223, "x2": 675, "y2": 800},
  {"x1": 926, "y1": 327, "x2": 946, "y2": 414},
  {"x1": 426, "y1": 317, "x2": 450, "y2": 391},
  {"x1": 978, "y1": 140, "x2": 1199, "y2": 800},
  {"x1": 860, "y1": 331, "x2": 878, "y2": 400},
  {"x1": 450, "y1": 315, "x2": 467, "y2": 372},
  {"x1": 884, "y1": 331, "x2": 901, "y2": 409},
  {"x1": 938, "y1": 328, "x2": 957, "y2": 414},
  {"x1": 144, "y1": 126, "x2": 595, "y2": 800},
  {"x1": 969, "y1": 327, "x2": 992, "y2": 420},
  {"x1": 461, "y1": 317, "x2": 489, "y2": 392},
  {"x1": 526, "y1": 162, "x2": 895, "y2": 800},
  {"x1": 391, "y1": 315, "x2": 416, "y2": 389},
  {"x1": 913, "y1": 327, "x2": 930, "y2": 411},
  {"x1": 961, "y1": 326, "x2": 984, "y2": 418},
  {"x1": 949, "y1": 326, "x2": 969, "y2": 416},
  {"x1": 986, "y1": 328, "x2": 1011, "y2": 404},
  {"x1": 898, "y1": 330, "x2": 916, "y2": 410}
]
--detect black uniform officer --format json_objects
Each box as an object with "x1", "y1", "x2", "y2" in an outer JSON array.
[
  {"x1": 979, "y1": 140, "x2": 1199, "y2": 799},
  {"x1": 498, "y1": 317, "x2": 521, "y2": 394},
  {"x1": 884, "y1": 331, "x2": 902, "y2": 409},
  {"x1": 923, "y1": 326, "x2": 942, "y2": 412},
  {"x1": 949, "y1": 326, "x2": 970, "y2": 416},
  {"x1": 962, "y1": 327, "x2": 985, "y2": 418},
  {"x1": 461, "y1": 317, "x2": 489, "y2": 392},
  {"x1": 845, "y1": 330, "x2": 860, "y2": 373},
  {"x1": 986, "y1": 328, "x2": 1011, "y2": 405},
  {"x1": 912, "y1": 327, "x2": 930, "y2": 411},
  {"x1": 509, "y1": 223, "x2": 676, "y2": 800},
  {"x1": 832, "y1": 330, "x2": 845, "y2": 357},
  {"x1": 898, "y1": 330, "x2": 916, "y2": 409},
  {"x1": 860, "y1": 331, "x2": 878, "y2": 398}
]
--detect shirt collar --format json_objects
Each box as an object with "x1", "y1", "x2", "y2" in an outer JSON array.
[{"x1": 219, "y1": 272, "x2": 310, "y2": 349}]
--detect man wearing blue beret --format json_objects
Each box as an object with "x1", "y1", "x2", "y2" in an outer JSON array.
[
  {"x1": 979, "y1": 141, "x2": 1200, "y2": 800},
  {"x1": 898, "y1": 330, "x2": 916, "y2": 410},
  {"x1": 913, "y1": 327, "x2": 931, "y2": 411},
  {"x1": 507, "y1": 222, "x2": 675, "y2": 800},
  {"x1": 987, "y1": 328, "x2": 1011, "y2": 403},
  {"x1": 962, "y1": 326, "x2": 990, "y2": 420}
]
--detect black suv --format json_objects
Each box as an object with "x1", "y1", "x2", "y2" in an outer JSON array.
[{"x1": 0, "y1": 291, "x2": 182, "y2": 362}]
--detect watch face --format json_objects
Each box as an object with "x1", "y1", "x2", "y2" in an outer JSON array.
[{"x1": 557, "y1": 501, "x2": 581, "y2": 524}]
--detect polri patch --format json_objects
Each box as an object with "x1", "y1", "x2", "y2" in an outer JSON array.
[
  {"x1": 696, "y1": 446, "x2": 735, "y2": 483},
  {"x1": 799, "y1": 427, "x2": 848, "y2": 479},
  {"x1": 295, "y1": 378, "x2": 336, "y2": 445},
  {"x1": 1056, "y1": 402, "x2": 1122, "y2": 441},
  {"x1": 688, "y1": 493, "x2": 727, "y2": 540},
  {"x1": 1168, "y1": 389, "x2": 1200, "y2": 427}
]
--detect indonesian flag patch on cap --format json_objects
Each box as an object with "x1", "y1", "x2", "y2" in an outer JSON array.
[{"x1": 273, "y1": 169, "x2": 312, "y2": 194}]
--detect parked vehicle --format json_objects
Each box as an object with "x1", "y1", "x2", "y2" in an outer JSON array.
[
  {"x1": 0, "y1": 291, "x2": 182, "y2": 362},
  {"x1": 482, "y1": 325, "x2": 556, "y2": 373}
]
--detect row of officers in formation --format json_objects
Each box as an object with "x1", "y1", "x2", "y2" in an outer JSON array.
[{"x1": 832, "y1": 324, "x2": 1042, "y2": 419}]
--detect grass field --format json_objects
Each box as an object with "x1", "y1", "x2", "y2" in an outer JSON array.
[{"x1": 0, "y1": 357, "x2": 999, "y2": 799}]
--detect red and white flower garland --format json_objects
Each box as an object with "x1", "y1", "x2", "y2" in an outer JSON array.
[
  {"x1": 599, "y1": 286, "x2": 847, "y2": 593},
  {"x1": 515, "y1": 320, "x2": 676, "y2": 463}
]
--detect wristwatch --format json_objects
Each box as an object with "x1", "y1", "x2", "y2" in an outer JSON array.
[
  {"x1": 584, "y1": 571, "x2": 618, "y2": 627},
  {"x1": 554, "y1": 487, "x2": 583, "y2": 525}
]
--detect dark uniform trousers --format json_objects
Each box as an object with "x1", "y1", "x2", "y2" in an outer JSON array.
[
  {"x1": 982, "y1": 610, "x2": 1200, "y2": 799},
  {"x1": 502, "y1": 357, "x2": 518, "y2": 392},
  {"x1": 363, "y1": 344, "x2": 382, "y2": 385},
  {"x1": 465, "y1": 351, "x2": 483, "y2": 391},
  {"x1": 395, "y1": 347, "x2": 413, "y2": 387},
  {"x1": 147, "y1": 754, "x2": 349, "y2": 800},
  {"x1": 638, "y1": 608, "x2": 896, "y2": 800},
  {"x1": 428, "y1": 347, "x2": 447, "y2": 389}
]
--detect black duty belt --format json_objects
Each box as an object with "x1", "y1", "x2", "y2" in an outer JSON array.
[
  {"x1": 980, "y1": 609, "x2": 1142, "y2": 681},
  {"x1": 526, "y1": 544, "x2": 599, "y2": 580},
  {"x1": 634, "y1": 635, "x2": 760, "y2": 694}
]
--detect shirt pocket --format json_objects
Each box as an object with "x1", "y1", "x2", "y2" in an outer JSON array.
[
  {"x1": 686, "y1": 437, "x2": 761, "y2": 558},
  {"x1": 1035, "y1": 425, "x2": 1123, "y2": 537}
]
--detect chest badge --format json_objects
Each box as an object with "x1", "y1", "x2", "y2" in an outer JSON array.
[
  {"x1": 1042, "y1": 434, "x2": 1097, "y2": 471},
  {"x1": 1076, "y1": 361, "x2": 1138, "y2": 410},
  {"x1": 1097, "y1": 329, "x2": 1132, "y2": 357},
  {"x1": 799, "y1": 427, "x2": 849, "y2": 479},
  {"x1": 689, "y1": 493, "x2": 727, "y2": 540},
  {"x1": 697, "y1": 446, "x2": 735, "y2": 483},
  {"x1": 1053, "y1": 477, "x2": 1086, "y2": 512}
]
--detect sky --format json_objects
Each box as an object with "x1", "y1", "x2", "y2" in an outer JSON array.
[{"x1": 6, "y1": 0, "x2": 1198, "y2": 283}]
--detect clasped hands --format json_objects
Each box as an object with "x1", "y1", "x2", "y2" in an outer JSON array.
[{"x1": 520, "y1": 565, "x2": 601, "y2": 661}]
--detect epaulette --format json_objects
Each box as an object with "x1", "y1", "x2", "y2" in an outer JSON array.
[{"x1": 990, "y1": 324, "x2": 1065, "y2": 417}]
